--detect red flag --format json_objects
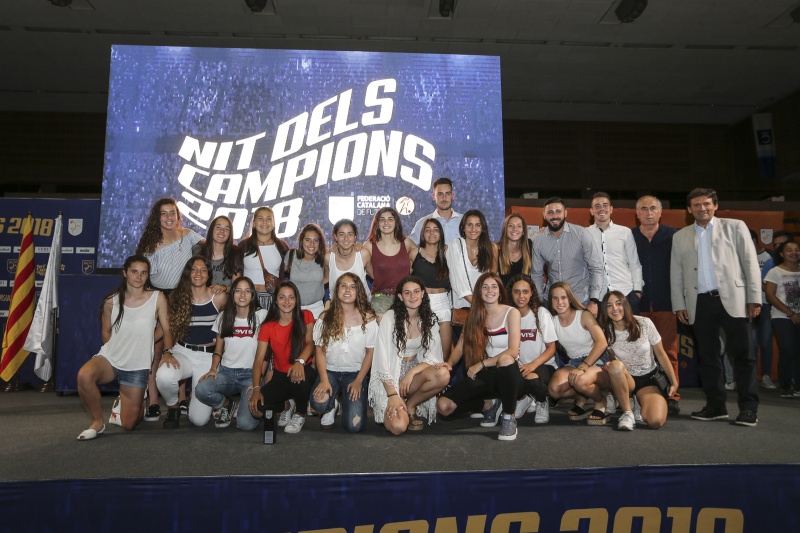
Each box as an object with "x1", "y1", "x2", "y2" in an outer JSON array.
[{"x1": 1, "y1": 215, "x2": 35, "y2": 381}]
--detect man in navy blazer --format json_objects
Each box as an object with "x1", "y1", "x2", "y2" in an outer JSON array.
[{"x1": 670, "y1": 188, "x2": 762, "y2": 426}]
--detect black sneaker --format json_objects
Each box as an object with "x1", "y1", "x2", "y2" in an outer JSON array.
[
  {"x1": 163, "y1": 408, "x2": 180, "y2": 429},
  {"x1": 735, "y1": 410, "x2": 758, "y2": 427},
  {"x1": 667, "y1": 399, "x2": 680, "y2": 416},
  {"x1": 179, "y1": 399, "x2": 190, "y2": 416},
  {"x1": 215, "y1": 399, "x2": 236, "y2": 429},
  {"x1": 144, "y1": 404, "x2": 161, "y2": 422},
  {"x1": 780, "y1": 386, "x2": 795, "y2": 398},
  {"x1": 690, "y1": 406, "x2": 728, "y2": 421}
]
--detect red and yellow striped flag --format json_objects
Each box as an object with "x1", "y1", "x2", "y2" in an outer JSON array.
[{"x1": 1, "y1": 215, "x2": 35, "y2": 381}]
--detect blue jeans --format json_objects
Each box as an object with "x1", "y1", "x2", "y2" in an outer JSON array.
[
  {"x1": 194, "y1": 366, "x2": 259, "y2": 431},
  {"x1": 308, "y1": 370, "x2": 368, "y2": 433}
]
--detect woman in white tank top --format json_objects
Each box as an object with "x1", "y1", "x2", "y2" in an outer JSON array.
[
  {"x1": 325, "y1": 219, "x2": 371, "y2": 291},
  {"x1": 547, "y1": 281, "x2": 609, "y2": 425},
  {"x1": 76, "y1": 255, "x2": 173, "y2": 440},
  {"x1": 437, "y1": 272, "x2": 524, "y2": 441}
]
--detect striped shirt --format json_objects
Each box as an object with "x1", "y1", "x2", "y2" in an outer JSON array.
[
  {"x1": 531, "y1": 222, "x2": 604, "y2": 303},
  {"x1": 146, "y1": 230, "x2": 203, "y2": 289},
  {"x1": 183, "y1": 298, "x2": 220, "y2": 345}
]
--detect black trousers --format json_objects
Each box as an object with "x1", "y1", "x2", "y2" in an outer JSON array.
[
  {"x1": 692, "y1": 293, "x2": 759, "y2": 412},
  {"x1": 258, "y1": 367, "x2": 317, "y2": 415}
]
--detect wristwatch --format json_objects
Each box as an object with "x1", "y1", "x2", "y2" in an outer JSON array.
[{"x1": 295, "y1": 358, "x2": 306, "y2": 366}]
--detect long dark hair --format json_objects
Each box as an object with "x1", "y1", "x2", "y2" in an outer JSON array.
[
  {"x1": 417, "y1": 218, "x2": 449, "y2": 280},
  {"x1": 196, "y1": 215, "x2": 241, "y2": 280},
  {"x1": 218, "y1": 277, "x2": 260, "y2": 339},
  {"x1": 459, "y1": 209, "x2": 495, "y2": 272},
  {"x1": 136, "y1": 198, "x2": 181, "y2": 256},
  {"x1": 240, "y1": 206, "x2": 289, "y2": 258},
  {"x1": 507, "y1": 273, "x2": 541, "y2": 333},
  {"x1": 463, "y1": 272, "x2": 508, "y2": 368},
  {"x1": 102, "y1": 255, "x2": 152, "y2": 332},
  {"x1": 390, "y1": 276, "x2": 437, "y2": 354},
  {"x1": 168, "y1": 255, "x2": 212, "y2": 342},
  {"x1": 598, "y1": 290, "x2": 641, "y2": 345},
  {"x1": 262, "y1": 281, "x2": 307, "y2": 364},
  {"x1": 368, "y1": 207, "x2": 405, "y2": 244},
  {"x1": 286, "y1": 223, "x2": 326, "y2": 275},
  {"x1": 318, "y1": 273, "x2": 375, "y2": 347}
]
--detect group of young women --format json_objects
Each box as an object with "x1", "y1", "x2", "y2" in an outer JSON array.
[{"x1": 76, "y1": 198, "x2": 678, "y2": 441}]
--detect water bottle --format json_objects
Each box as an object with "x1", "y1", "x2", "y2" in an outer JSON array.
[{"x1": 263, "y1": 409, "x2": 276, "y2": 444}]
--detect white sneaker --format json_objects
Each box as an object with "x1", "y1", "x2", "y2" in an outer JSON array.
[
  {"x1": 725, "y1": 382, "x2": 737, "y2": 391},
  {"x1": 618, "y1": 411, "x2": 635, "y2": 431},
  {"x1": 526, "y1": 398, "x2": 538, "y2": 413},
  {"x1": 761, "y1": 375, "x2": 777, "y2": 389},
  {"x1": 284, "y1": 413, "x2": 306, "y2": 434},
  {"x1": 514, "y1": 395, "x2": 534, "y2": 419},
  {"x1": 534, "y1": 399, "x2": 550, "y2": 424},
  {"x1": 321, "y1": 399, "x2": 338, "y2": 429},
  {"x1": 606, "y1": 393, "x2": 617, "y2": 414},
  {"x1": 278, "y1": 399, "x2": 296, "y2": 427},
  {"x1": 632, "y1": 396, "x2": 643, "y2": 423}
]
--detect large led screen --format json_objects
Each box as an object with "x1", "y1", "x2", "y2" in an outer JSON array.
[{"x1": 100, "y1": 46, "x2": 505, "y2": 268}]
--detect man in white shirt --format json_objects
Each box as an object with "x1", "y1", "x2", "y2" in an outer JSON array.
[
  {"x1": 587, "y1": 191, "x2": 644, "y2": 313},
  {"x1": 408, "y1": 178, "x2": 462, "y2": 246}
]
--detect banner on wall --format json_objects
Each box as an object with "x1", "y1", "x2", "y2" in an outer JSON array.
[
  {"x1": 1, "y1": 465, "x2": 798, "y2": 532},
  {"x1": 752, "y1": 112, "x2": 776, "y2": 180},
  {"x1": 0, "y1": 198, "x2": 100, "y2": 382}
]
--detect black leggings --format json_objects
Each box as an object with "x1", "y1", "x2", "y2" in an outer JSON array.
[
  {"x1": 258, "y1": 367, "x2": 317, "y2": 415},
  {"x1": 441, "y1": 364, "x2": 524, "y2": 416},
  {"x1": 521, "y1": 364, "x2": 555, "y2": 403}
]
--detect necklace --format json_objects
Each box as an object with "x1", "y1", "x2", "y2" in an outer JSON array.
[
  {"x1": 256, "y1": 237, "x2": 272, "y2": 246},
  {"x1": 338, "y1": 247, "x2": 354, "y2": 258}
]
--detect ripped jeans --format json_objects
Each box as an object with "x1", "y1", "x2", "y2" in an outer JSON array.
[{"x1": 309, "y1": 370, "x2": 368, "y2": 433}]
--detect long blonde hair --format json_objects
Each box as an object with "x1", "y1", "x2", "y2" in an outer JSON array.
[{"x1": 497, "y1": 213, "x2": 531, "y2": 275}]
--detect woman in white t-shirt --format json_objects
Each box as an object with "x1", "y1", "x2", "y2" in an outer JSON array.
[
  {"x1": 764, "y1": 240, "x2": 800, "y2": 396},
  {"x1": 310, "y1": 273, "x2": 377, "y2": 433},
  {"x1": 507, "y1": 274, "x2": 558, "y2": 424},
  {"x1": 194, "y1": 276, "x2": 267, "y2": 431},
  {"x1": 239, "y1": 207, "x2": 289, "y2": 310},
  {"x1": 596, "y1": 291, "x2": 677, "y2": 431}
]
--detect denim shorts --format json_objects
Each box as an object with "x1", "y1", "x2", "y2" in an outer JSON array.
[{"x1": 113, "y1": 367, "x2": 149, "y2": 389}]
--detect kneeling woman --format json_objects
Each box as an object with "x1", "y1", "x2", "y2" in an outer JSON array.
[
  {"x1": 76, "y1": 255, "x2": 172, "y2": 440},
  {"x1": 546, "y1": 282, "x2": 609, "y2": 424},
  {"x1": 248, "y1": 281, "x2": 316, "y2": 434},
  {"x1": 310, "y1": 273, "x2": 377, "y2": 433},
  {"x1": 508, "y1": 274, "x2": 558, "y2": 424},
  {"x1": 157, "y1": 256, "x2": 228, "y2": 429},
  {"x1": 437, "y1": 272, "x2": 523, "y2": 441},
  {"x1": 597, "y1": 291, "x2": 677, "y2": 430},
  {"x1": 369, "y1": 276, "x2": 450, "y2": 435},
  {"x1": 193, "y1": 277, "x2": 267, "y2": 431}
]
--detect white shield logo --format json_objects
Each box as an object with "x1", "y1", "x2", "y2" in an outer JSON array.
[
  {"x1": 760, "y1": 229, "x2": 773, "y2": 245},
  {"x1": 329, "y1": 197, "x2": 355, "y2": 224},
  {"x1": 68, "y1": 219, "x2": 83, "y2": 236}
]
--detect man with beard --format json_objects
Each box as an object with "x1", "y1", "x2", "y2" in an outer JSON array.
[
  {"x1": 532, "y1": 197, "x2": 604, "y2": 317},
  {"x1": 409, "y1": 177, "x2": 463, "y2": 246}
]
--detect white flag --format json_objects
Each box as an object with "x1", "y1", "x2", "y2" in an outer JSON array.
[{"x1": 24, "y1": 215, "x2": 62, "y2": 381}]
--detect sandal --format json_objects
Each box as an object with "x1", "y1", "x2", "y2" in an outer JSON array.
[
  {"x1": 408, "y1": 413, "x2": 424, "y2": 431},
  {"x1": 568, "y1": 404, "x2": 590, "y2": 421},
  {"x1": 587, "y1": 409, "x2": 612, "y2": 426}
]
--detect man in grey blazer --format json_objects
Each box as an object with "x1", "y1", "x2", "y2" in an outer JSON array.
[{"x1": 670, "y1": 188, "x2": 761, "y2": 426}]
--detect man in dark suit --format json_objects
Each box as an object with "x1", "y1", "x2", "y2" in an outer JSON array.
[{"x1": 670, "y1": 188, "x2": 762, "y2": 426}]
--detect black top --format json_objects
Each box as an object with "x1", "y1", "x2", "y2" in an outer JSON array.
[{"x1": 412, "y1": 253, "x2": 451, "y2": 290}]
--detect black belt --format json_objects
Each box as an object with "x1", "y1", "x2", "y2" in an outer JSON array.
[
  {"x1": 699, "y1": 290, "x2": 720, "y2": 297},
  {"x1": 177, "y1": 341, "x2": 215, "y2": 352}
]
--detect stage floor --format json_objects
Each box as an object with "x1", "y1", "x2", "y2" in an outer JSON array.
[{"x1": 2, "y1": 387, "x2": 798, "y2": 481}]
